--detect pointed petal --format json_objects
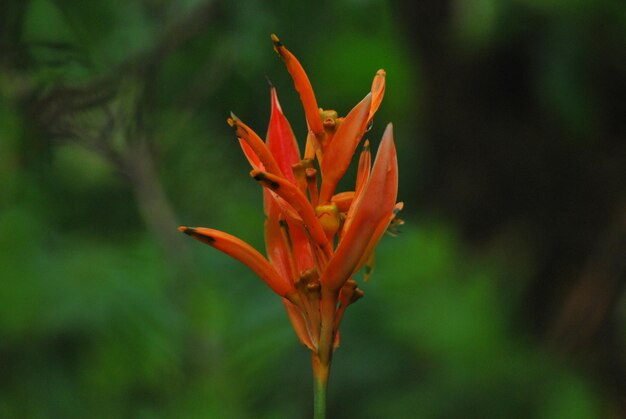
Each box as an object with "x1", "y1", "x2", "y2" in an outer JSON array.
[
  {"x1": 251, "y1": 170, "x2": 331, "y2": 256},
  {"x1": 264, "y1": 190, "x2": 296, "y2": 282},
  {"x1": 319, "y1": 93, "x2": 372, "y2": 204},
  {"x1": 179, "y1": 226, "x2": 294, "y2": 297},
  {"x1": 320, "y1": 123, "x2": 398, "y2": 290},
  {"x1": 368, "y1": 70, "x2": 386, "y2": 123},
  {"x1": 264, "y1": 190, "x2": 315, "y2": 277},
  {"x1": 266, "y1": 87, "x2": 301, "y2": 182},
  {"x1": 271, "y1": 34, "x2": 324, "y2": 137},
  {"x1": 239, "y1": 139, "x2": 263, "y2": 171},
  {"x1": 287, "y1": 218, "x2": 316, "y2": 274},
  {"x1": 228, "y1": 115, "x2": 283, "y2": 177}
]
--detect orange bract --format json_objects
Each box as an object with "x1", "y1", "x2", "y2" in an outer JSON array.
[{"x1": 180, "y1": 34, "x2": 401, "y2": 354}]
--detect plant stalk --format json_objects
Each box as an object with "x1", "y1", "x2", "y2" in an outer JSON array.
[
  {"x1": 312, "y1": 287, "x2": 337, "y2": 419},
  {"x1": 312, "y1": 353, "x2": 330, "y2": 419}
]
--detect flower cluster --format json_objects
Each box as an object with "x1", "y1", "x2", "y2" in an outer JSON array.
[{"x1": 179, "y1": 35, "x2": 401, "y2": 362}]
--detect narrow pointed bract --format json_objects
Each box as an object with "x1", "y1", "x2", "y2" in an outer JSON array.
[
  {"x1": 271, "y1": 34, "x2": 324, "y2": 137},
  {"x1": 368, "y1": 69, "x2": 386, "y2": 123},
  {"x1": 229, "y1": 115, "x2": 283, "y2": 177},
  {"x1": 266, "y1": 87, "x2": 301, "y2": 181},
  {"x1": 179, "y1": 226, "x2": 294, "y2": 298},
  {"x1": 319, "y1": 93, "x2": 372, "y2": 204},
  {"x1": 179, "y1": 35, "x2": 401, "y2": 419},
  {"x1": 320, "y1": 123, "x2": 398, "y2": 291}
]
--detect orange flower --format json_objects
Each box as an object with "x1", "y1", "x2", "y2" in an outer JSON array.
[{"x1": 179, "y1": 35, "x2": 401, "y2": 415}]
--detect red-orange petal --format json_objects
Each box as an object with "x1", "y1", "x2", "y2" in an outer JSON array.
[
  {"x1": 318, "y1": 93, "x2": 372, "y2": 204},
  {"x1": 264, "y1": 190, "x2": 296, "y2": 282},
  {"x1": 271, "y1": 34, "x2": 324, "y2": 137},
  {"x1": 320, "y1": 123, "x2": 398, "y2": 290},
  {"x1": 239, "y1": 139, "x2": 263, "y2": 171},
  {"x1": 368, "y1": 69, "x2": 386, "y2": 123},
  {"x1": 179, "y1": 226, "x2": 294, "y2": 297},
  {"x1": 251, "y1": 170, "x2": 331, "y2": 256},
  {"x1": 287, "y1": 218, "x2": 316, "y2": 274},
  {"x1": 267, "y1": 87, "x2": 301, "y2": 182},
  {"x1": 228, "y1": 115, "x2": 283, "y2": 177},
  {"x1": 264, "y1": 190, "x2": 315, "y2": 277}
]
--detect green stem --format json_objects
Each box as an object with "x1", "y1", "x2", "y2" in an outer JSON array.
[
  {"x1": 312, "y1": 353, "x2": 329, "y2": 419},
  {"x1": 312, "y1": 288, "x2": 337, "y2": 419}
]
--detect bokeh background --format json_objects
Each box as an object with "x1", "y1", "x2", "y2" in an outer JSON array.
[{"x1": 1, "y1": 0, "x2": 625, "y2": 417}]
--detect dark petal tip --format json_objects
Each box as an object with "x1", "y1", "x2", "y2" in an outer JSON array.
[
  {"x1": 179, "y1": 226, "x2": 195, "y2": 235},
  {"x1": 270, "y1": 34, "x2": 282, "y2": 46}
]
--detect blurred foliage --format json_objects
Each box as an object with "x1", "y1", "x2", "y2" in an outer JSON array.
[{"x1": 1, "y1": 0, "x2": 624, "y2": 418}]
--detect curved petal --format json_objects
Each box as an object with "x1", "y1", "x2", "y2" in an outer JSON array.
[
  {"x1": 271, "y1": 34, "x2": 324, "y2": 137},
  {"x1": 266, "y1": 87, "x2": 301, "y2": 183},
  {"x1": 264, "y1": 190, "x2": 296, "y2": 282},
  {"x1": 251, "y1": 170, "x2": 331, "y2": 256},
  {"x1": 239, "y1": 139, "x2": 263, "y2": 171},
  {"x1": 320, "y1": 123, "x2": 398, "y2": 290},
  {"x1": 179, "y1": 226, "x2": 294, "y2": 297},
  {"x1": 368, "y1": 69, "x2": 386, "y2": 123},
  {"x1": 228, "y1": 115, "x2": 283, "y2": 177},
  {"x1": 287, "y1": 218, "x2": 316, "y2": 274},
  {"x1": 264, "y1": 190, "x2": 315, "y2": 278},
  {"x1": 319, "y1": 93, "x2": 372, "y2": 204}
]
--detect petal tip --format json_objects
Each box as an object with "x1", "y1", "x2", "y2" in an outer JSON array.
[
  {"x1": 179, "y1": 226, "x2": 194, "y2": 235},
  {"x1": 182, "y1": 227, "x2": 217, "y2": 244}
]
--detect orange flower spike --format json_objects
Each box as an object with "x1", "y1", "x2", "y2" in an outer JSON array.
[
  {"x1": 228, "y1": 114, "x2": 283, "y2": 177},
  {"x1": 320, "y1": 123, "x2": 398, "y2": 291},
  {"x1": 368, "y1": 69, "x2": 386, "y2": 123},
  {"x1": 251, "y1": 170, "x2": 333, "y2": 257},
  {"x1": 266, "y1": 87, "x2": 301, "y2": 182},
  {"x1": 318, "y1": 93, "x2": 372, "y2": 204},
  {"x1": 271, "y1": 34, "x2": 325, "y2": 138},
  {"x1": 178, "y1": 226, "x2": 296, "y2": 299}
]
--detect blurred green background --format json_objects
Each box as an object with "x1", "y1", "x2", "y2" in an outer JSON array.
[{"x1": 1, "y1": 0, "x2": 625, "y2": 417}]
